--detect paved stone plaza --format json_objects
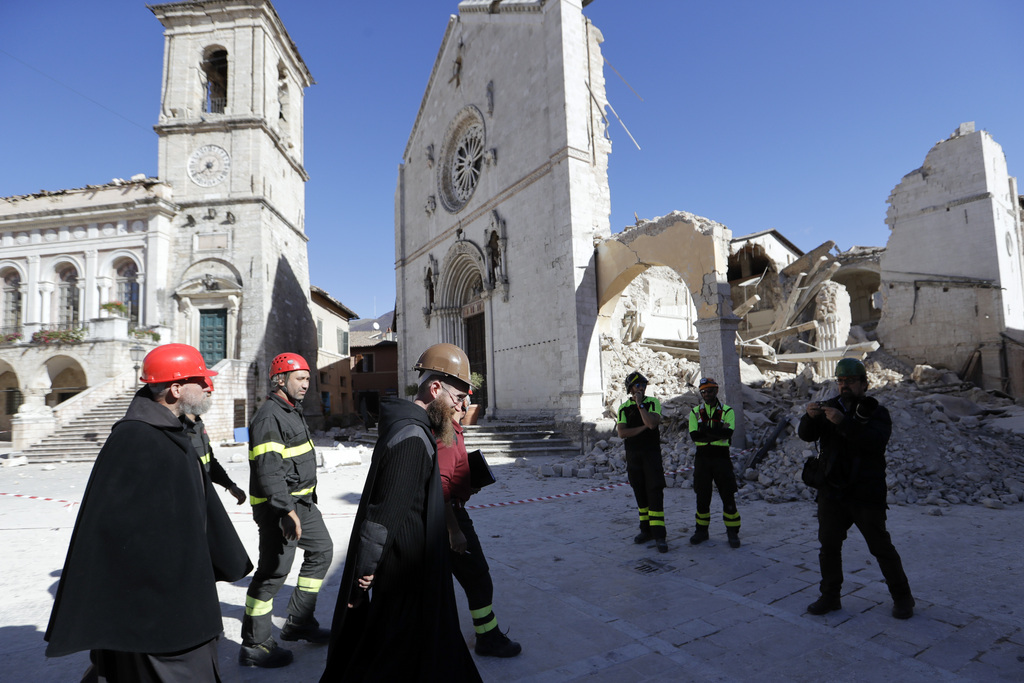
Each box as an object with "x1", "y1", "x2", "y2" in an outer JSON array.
[{"x1": 2, "y1": 447, "x2": 1022, "y2": 682}]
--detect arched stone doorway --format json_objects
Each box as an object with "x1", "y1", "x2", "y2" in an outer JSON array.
[
  {"x1": 0, "y1": 362, "x2": 20, "y2": 441},
  {"x1": 175, "y1": 259, "x2": 244, "y2": 368},
  {"x1": 436, "y1": 240, "x2": 490, "y2": 409},
  {"x1": 43, "y1": 355, "x2": 87, "y2": 407}
]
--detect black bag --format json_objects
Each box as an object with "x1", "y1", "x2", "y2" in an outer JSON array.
[
  {"x1": 801, "y1": 454, "x2": 828, "y2": 489},
  {"x1": 468, "y1": 449, "x2": 496, "y2": 489}
]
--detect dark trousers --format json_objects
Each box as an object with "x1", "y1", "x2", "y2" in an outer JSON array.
[
  {"x1": 83, "y1": 637, "x2": 221, "y2": 683},
  {"x1": 816, "y1": 496, "x2": 912, "y2": 600},
  {"x1": 243, "y1": 500, "x2": 333, "y2": 645},
  {"x1": 693, "y1": 452, "x2": 738, "y2": 518},
  {"x1": 450, "y1": 505, "x2": 499, "y2": 633},
  {"x1": 626, "y1": 450, "x2": 667, "y2": 538}
]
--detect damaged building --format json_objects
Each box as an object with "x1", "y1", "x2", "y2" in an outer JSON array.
[{"x1": 394, "y1": 0, "x2": 1023, "y2": 447}]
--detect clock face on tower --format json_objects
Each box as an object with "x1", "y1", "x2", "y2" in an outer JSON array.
[{"x1": 187, "y1": 144, "x2": 231, "y2": 187}]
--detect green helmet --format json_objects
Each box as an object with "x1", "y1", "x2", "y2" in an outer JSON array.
[{"x1": 835, "y1": 358, "x2": 867, "y2": 379}]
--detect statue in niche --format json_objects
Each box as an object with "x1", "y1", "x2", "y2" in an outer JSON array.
[
  {"x1": 425, "y1": 144, "x2": 435, "y2": 168},
  {"x1": 486, "y1": 231, "x2": 502, "y2": 286}
]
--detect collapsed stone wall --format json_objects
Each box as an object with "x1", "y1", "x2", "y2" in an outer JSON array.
[{"x1": 567, "y1": 337, "x2": 1024, "y2": 510}]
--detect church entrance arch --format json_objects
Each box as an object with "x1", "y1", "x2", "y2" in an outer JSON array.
[{"x1": 437, "y1": 240, "x2": 489, "y2": 408}]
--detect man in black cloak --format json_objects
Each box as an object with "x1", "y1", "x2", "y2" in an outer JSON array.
[
  {"x1": 321, "y1": 343, "x2": 481, "y2": 682},
  {"x1": 44, "y1": 344, "x2": 252, "y2": 682}
]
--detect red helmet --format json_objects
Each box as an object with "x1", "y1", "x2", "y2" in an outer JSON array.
[
  {"x1": 270, "y1": 352, "x2": 310, "y2": 378},
  {"x1": 140, "y1": 344, "x2": 218, "y2": 384}
]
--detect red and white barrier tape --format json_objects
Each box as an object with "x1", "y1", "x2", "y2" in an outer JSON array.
[{"x1": 0, "y1": 491, "x2": 78, "y2": 509}]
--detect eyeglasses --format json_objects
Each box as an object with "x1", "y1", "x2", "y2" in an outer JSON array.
[{"x1": 441, "y1": 383, "x2": 469, "y2": 407}]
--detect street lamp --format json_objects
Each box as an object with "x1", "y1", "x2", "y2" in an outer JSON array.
[{"x1": 130, "y1": 344, "x2": 145, "y2": 388}]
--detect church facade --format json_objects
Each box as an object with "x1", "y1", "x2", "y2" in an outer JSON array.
[{"x1": 0, "y1": 0, "x2": 319, "y2": 446}]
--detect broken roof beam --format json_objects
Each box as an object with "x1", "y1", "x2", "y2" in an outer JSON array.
[
  {"x1": 775, "y1": 341, "x2": 879, "y2": 363},
  {"x1": 733, "y1": 294, "x2": 761, "y2": 318},
  {"x1": 748, "y1": 320, "x2": 819, "y2": 344}
]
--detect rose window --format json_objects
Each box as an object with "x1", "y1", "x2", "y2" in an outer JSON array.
[{"x1": 438, "y1": 107, "x2": 485, "y2": 213}]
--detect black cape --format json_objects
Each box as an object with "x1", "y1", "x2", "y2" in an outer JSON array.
[
  {"x1": 45, "y1": 388, "x2": 252, "y2": 657},
  {"x1": 321, "y1": 398, "x2": 480, "y2": 682}
]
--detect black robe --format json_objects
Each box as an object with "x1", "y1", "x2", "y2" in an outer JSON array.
[
  {"x1": 45, "y1": 388, "x2": 252, "y2": 658},
  {"x1": 321, "y1": 398, "x2": 480, "y2": 682}
]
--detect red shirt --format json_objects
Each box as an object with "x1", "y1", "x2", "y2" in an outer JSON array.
[{"x1": 437, "y1": 420, "x2": 472, "y2": 503}]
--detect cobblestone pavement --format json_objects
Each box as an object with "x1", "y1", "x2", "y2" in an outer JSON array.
[{"x1": 2, "y1": 450, "x2": 1023, "y2": 682}]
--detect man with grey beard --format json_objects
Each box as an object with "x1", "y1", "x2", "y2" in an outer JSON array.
[
  {"x1": 321, "y1": 343, "x2": 481, "y2": 682},
  {"x1": 180, "y1": 377, "x2": 247, "y2": 505}
]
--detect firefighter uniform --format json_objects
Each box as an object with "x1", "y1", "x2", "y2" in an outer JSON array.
[
  {"x1": 242, "y1": 392, "x2": 333, "y2": 648},
  {"x1": 182, "y1": 414, "x2": 241, "y2": 493},
  {"x1": 617, "y1": 395, "x2": 667, "y2": 543},
  {"x1": 688, "y1": 396, "x2": 741, "y2": 546}
]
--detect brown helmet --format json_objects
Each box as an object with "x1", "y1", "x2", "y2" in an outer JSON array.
[{"x1": 414, "y1": 343, "x2": 471, "y2": 386}]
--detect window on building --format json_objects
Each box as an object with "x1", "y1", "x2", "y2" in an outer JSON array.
[
  {"x1": 201, "y1": 48, "x2": 228, "y2": 114},
  {"x1": 337, "y1": 329, "x2": 349, "y2": 356},
  {"x1": 57, "y1": 264, "x2": 80, "y2": 327},
  {"x1": 339, "y1": 376, "x2": 346, "y2": 388},
  {"x1": 4, "y1": 388, "x2": 23, "y2": 415},
  {"x1": 115, "y1": 259, "x2": 140, "y2": 325},
  {"x1": 317, "y1": 319, "x2": 324, "y2": 348},
  {"x1": 321, "y1": 391, "x2": 331, "y2": 414},
  {"x1": 233, "y1": 399, "x2": 247, "y2": 429},
  {"x1": 320, "y1": 371, "x2": 329, "y2": 385},
  {"x1": 2, "y1": 270, "x2": 22, "y2": 333},
  {"x1": 355, "y1": 353, "x2": 374, "y2": 373}
]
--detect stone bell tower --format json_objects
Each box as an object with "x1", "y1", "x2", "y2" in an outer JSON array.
[{"x1": 150, "y1": 0, "x2": 318, "y2": 399}]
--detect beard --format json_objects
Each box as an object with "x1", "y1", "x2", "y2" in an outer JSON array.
[
  {"x1": 426, "y1": 395, "x2": 457, "y2": 447},
  {"x1": 179, "y1": 391, "x2": 212, "y2": 416}
]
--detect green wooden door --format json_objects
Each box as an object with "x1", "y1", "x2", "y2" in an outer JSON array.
[{"x1": 199, "y1": 309, "x2": 227, "y2": 367}]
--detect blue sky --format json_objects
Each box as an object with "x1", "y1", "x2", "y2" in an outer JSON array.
[{"x1": 2, "y1": 1, "x2": 1021, "y2": 320}]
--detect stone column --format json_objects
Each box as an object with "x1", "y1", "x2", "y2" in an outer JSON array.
[
  {"x1": 84, "y1": 249, "x2": 99, "y2": 320},
  {"x1": 695, "y1": 316, "x2": 746, "y2": 448},
  {"x1": 25, "y1": 255, "x2": 40, "y2": 324},
  {"x1": 38, "y1": 282, "x2": 54, "y2": 325}
]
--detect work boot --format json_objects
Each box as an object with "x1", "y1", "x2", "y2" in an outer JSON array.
[
  {"x1": 280, "y1": 615, "x2": 331, "y2": 644},
  {"x1": 655, "y1": 538, "x2": 668, "y2": 553},
  {"x1": 239, "y1": 638, "x2": 293, "y2": 668},
  {"x1": 806, "y1": 596, "x2": 842, "y2": 615},
  {"x1": 892, "y1": 597, "x2": 915, "y2": 620},
  {"x1": 633, "y1": 530, "x2": 652, "y2": 544},
  {"x1": 475, "y1": 628, "x2": 522, "y2": 658},
  {"x1": 689, "y1": 526, "x2": 709, "y2": 545},
  {"x1": 727, "y1": 529, "x2": 741, "y2": 549}
]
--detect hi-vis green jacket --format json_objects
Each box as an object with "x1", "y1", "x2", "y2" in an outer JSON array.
[
  {"x1": 247, "y1": 393, "x2": 317, "y2": 513},
  {"x1": 688, "y1": 402, "x2": 735, "y2": 448}
]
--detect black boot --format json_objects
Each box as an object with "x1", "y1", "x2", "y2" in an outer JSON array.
[
  {"x1": 280, "y1": 615, "x2": 330, "y2": 644},
  {"x1": 806, "y1": 596, "x2": 842, "y2": 615},
  {"x1": 633, "y1": 530, "x2": 652, "y2": 544},
  {"x1": 689, "y1": 526, "x2": 709, "y2": 545},
  {"x1": 239, "y1": 638, "x2": 293, "y2": 668},
  {"x1": 727, "y1": 528, "x2": 740, "y2": 548},
  {"x1": 475, "y1": 628, "x2": 522, "y2": 658}
]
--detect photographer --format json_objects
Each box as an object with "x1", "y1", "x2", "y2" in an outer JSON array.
[{"x1": 798, "y1": 358, "x2": 915, "y2": 619}]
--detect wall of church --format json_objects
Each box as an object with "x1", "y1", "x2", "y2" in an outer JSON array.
[{"x1": 396, "y1": 1, "x2": 612, "y2": 421}]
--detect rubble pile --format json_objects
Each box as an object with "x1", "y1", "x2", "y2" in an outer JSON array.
[{"x1": 569, "y1": 340, "x2": 1024, "y2": 509}]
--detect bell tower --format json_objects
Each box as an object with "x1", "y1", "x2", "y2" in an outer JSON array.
[{"x1": 149, "y1": 0, "x2": 318, "y2": 401}]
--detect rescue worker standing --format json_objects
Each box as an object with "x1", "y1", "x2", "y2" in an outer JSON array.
[
  {"x1": 688, "y1": 377, "x2": 741, "y2": 548},
  {"x1": 439, "y1": 388, "x2": 523, "y2": 658},
  {"x1": 799, "y1": 358, "x2": 915, "y2": 619},
  {"x1": 240, "y1": 352, "x2": 333, "y2": 668},
  {"x1": 617, "y1": 371, "x2": 668, "y2": 553}
]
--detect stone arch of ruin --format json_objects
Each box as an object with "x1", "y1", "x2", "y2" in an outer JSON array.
[{"x1": 594, "y1": 211, "x2": 746, "y2": 443}]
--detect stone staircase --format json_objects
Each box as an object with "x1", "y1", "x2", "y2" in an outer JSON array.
[
  {"x1": 356, "y1": 421, "x2": 580, "y2": 458},
  {"x1": 22, "y1": 390, "x2": 136, "y2": 463}
]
